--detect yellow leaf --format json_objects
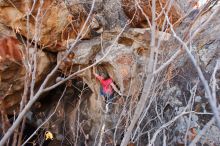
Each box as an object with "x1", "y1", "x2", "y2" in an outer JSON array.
[{"x1": 45, "y1": 131, "x2": 53, "y2": 140}]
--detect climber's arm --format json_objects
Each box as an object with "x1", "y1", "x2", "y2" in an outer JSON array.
[
  {"x1": 110, "y1": 83, "x2": 122, "y2": 96},
  {"x1": 93, "y1": 67, "x2": 103, "y2": 81}
]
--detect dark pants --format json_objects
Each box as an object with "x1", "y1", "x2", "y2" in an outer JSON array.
[{"x1": 100, "y1": 88, "x2": 114, "y2": 104}]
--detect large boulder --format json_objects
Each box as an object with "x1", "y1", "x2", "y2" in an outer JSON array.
[
  {"x1": 57, "y1": 28, "x2": 171, "y2": 97},
  {"x1": 191, "y1": 7, "x2": 220, "y2": 72},
  {"x1": 0, "y1": 34, "x2": 55, "y2": 114},
  {"x1": 0, "y1": 0, "x2": 94, "y2": 52},
  {"x1": 121, "y1": 0, "x2": 184, "y2": 28}
]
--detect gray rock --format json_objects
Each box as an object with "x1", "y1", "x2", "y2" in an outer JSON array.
[{"x1": 195, "y1": 96, "x2": 202, "y2": 103}]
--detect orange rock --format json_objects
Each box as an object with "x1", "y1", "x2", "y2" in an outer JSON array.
[
  {"x1": 127, "y1": 142, "x2": 135, "y2": 146},
  {"x1": 121, "y1": 0, "x2": 182, "y2": 28},
  {"x1": 0, "y1": 1, "x2": 92, "y2": 52},
  {"x1": 0, "y1": 36, "x2": 22, "y2": 61}
]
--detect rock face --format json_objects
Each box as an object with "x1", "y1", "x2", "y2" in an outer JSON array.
[
  {"x1": 0, "y1": 0, "x2": 220, "y2": 146},
  {"x1": 121, "y1": 0, "x2": 184, "y2": 28},
  {"x1": 0, "y1": 0, "x2": 94, "y2": 52},
  {"x1": 175, "y1": 0, "x2": 199, "y2": 13},
  {"x1": 0, "y1": 34, "x2": 55, "y2": 113},
  {"x1": 191, "y1": 7, "x2": 220, "y2": 72},
  {"x1": 57, "y1": 28, "x2": 168, "y2": 97},
  {"x1": 0, "y1": 36, "x2": 22, "y2": 61}
]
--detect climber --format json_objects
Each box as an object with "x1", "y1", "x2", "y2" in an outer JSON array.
[{"x1": 93, "y1": 66, "x2": 122, "y2": 105}]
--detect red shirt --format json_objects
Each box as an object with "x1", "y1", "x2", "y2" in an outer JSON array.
[{"x1": 95, "y1": 75, "x2": 113, "y2": 94}]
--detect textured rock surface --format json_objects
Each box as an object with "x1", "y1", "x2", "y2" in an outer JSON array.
[
  {"x1": 1, "y1": 0, "x2": 220, "y2": 146},
  {"x1": 0, "y1": 0, "x2": 93, "y2": 52},
  {"x1": 0, "y1": 35, "x2": 55, "y2": 113},
  {"x1": 121, "y1": 0, "x2": 186, "y2": 28},
  {"x1": 192, "y1": 8, "x2": 220, "y2": 72}
]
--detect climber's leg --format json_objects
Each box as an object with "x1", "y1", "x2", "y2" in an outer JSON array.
[
  {"x1": 105, "y1": 93, "x2": 114, "y2": 112},
  {"x1": 107, "y1": 93, "x2": 114, "y2": 104},
  {"x1": 100, "y1": 87, "x2": 107, "y2": 102}
]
